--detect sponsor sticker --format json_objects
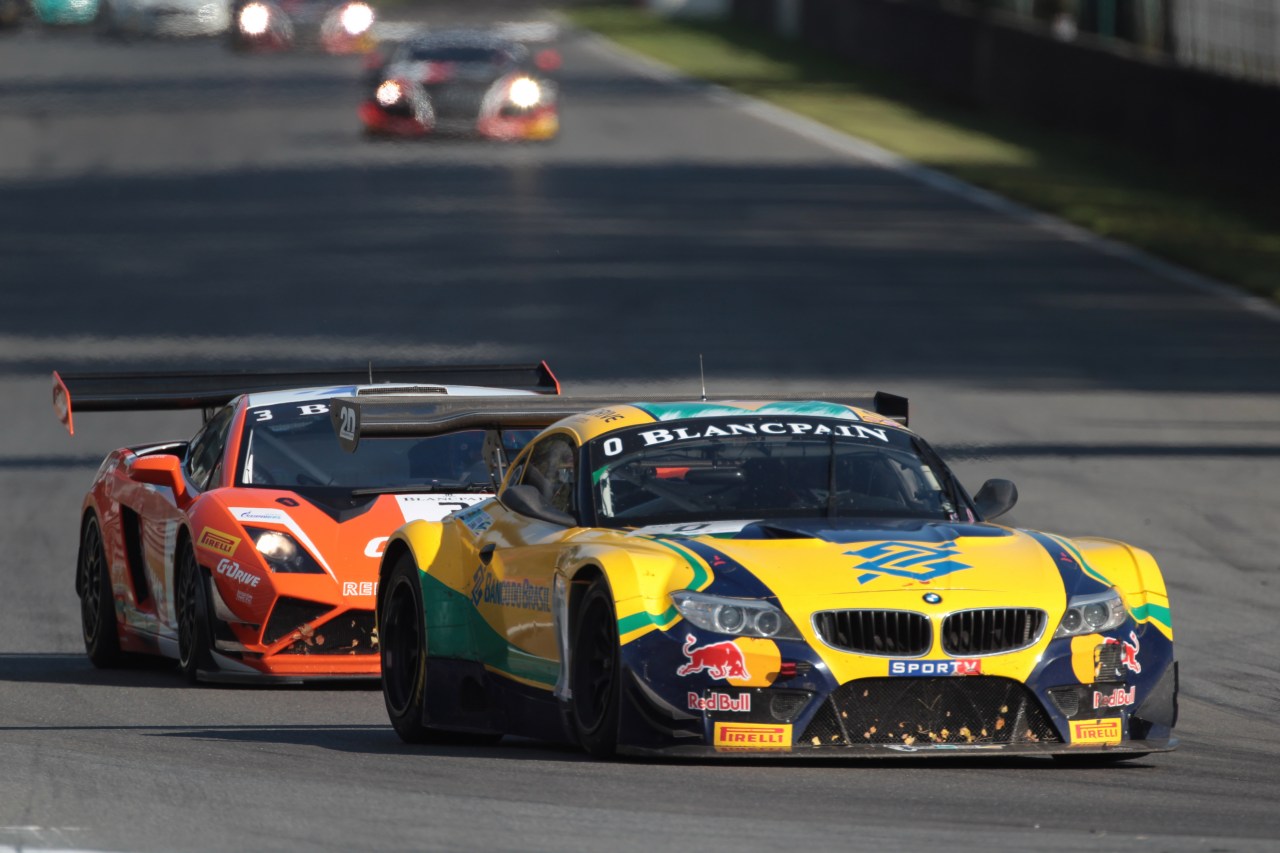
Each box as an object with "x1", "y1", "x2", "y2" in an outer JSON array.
[
  {"x1": 888, "y1": 659, "x2": 982, "y2": 676},
  {"x1": 229, "y1": 508, "x2": 290, "y2": 524},
  {"x1": 198, "y1": 527, "x2": 241, "y2": 556},
  {"x1": 235, "y1": 589, "x2": 254, "y2": 605},
  {"x1": 1093, "y1": 686, "x2": 1136, "y2": 709},
  {"x1": 1070, "y1": 718, "x2": 1123, "y2": 745},
  {"x1": 343, "y1": 581, "x2": 377, "y2": 598},
  {"x1": 397, "y1": 494, "x2": 489, "y2": 524},
  {"x1": 688, "y1": 692, "x2": 752, "y2": 713},
  {"x1": 215, "y1": 558, "x2": 260, "y2": 588},
  {"x1": 454, "y1": 503, "x2": 495, "y2": 535},
  {"x1": 470, "y1": 566, "x2": 550, "y2": 612},
  {"x1": 678, "y1": 635, "x2": 751, "y2": 681},
  {"x1": 713, "y1": 722, "x2": 791, "y2": 752},
  {"x1": 846, "y1": 541, "x2": 972, "y2": 585}
]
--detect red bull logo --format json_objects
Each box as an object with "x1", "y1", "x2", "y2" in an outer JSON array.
[
  {"x1": 1093, "y1": 686, "x2": 1136, "y2": 709},
  {"x1": 713, "y1": 722, "x2": 791, "y2": 751},
  {"x1": 1069, "y1": 718, "x2": 1122, "y2": 745},
  {"x1": 688, "y1": 692, "x2": 751, "y2": 712},
  {"x1": 1104, "y1": 630, "x2": 1141, "y2": 674},
  {"x1": 677, "y1": 634, "x2": 750, "y2": 681}
]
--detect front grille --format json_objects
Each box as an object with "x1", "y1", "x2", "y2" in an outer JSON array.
[
  {"x1": 263, "y1": 597, "x2": 329, "y2": 646},
  {"x1": 424, "y1": 82, "x2": 487, "y2": 122},
  {"x1": 813, "y1": 610, "x2": 930, "y2": 656},
  {"x1": 941, "y1": 608, "x2": 1045, "y2": 655},
  {"x1": 265, "y1": 599, "x2": 379, "y2": 655},
  {"x1": 801, "y1": 677, "x2": 1062, "y2": 747}
]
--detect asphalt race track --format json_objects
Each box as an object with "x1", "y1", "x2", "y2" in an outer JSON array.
[{"x1": 2, "y1": 3, "x2": 1279, "y2": 851}]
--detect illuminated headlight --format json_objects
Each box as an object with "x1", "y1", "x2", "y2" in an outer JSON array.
[
  {"x1": 238, "y1": 2, "x2": 269, "y2": 35},
  {"x1": 339, "y1": 2, "x2": 372, "y2": 35},
  {"x1": 375, "y1": 80, "x2": 403, "y2": 107},
  {"x1": 672, "y1": 591, "x2": 802, "y2": 639},
  {"x1": 508, "y1": 77, "x2": 542, "y2": 109},
  {"x1": 248, "y1": 528, "x2": 325, "y2": 575},
  {"x1": 1054, "y1": 588, "x2": 1127, "y2": 637}
]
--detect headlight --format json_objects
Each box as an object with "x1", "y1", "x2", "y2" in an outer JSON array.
[
  {"x1": 339, "y1": 2, "x2": 372, "y2": 35},
  {"x1": 672, "y1": 590, "x2": 802, "y2": 639},
  {"x1": 508, "y1": 77, "x2": 542, "y2": 109},
  {"x1": 248, "y1": 528, "x2": 326, "y2": 575},
  {"x1": 238, "y1": 2, "x2": 269, "y2": 35},
  {"x1": 1054, "y1": 589, "x2": 1127, "y2": 637},
  {"x1": 375, "y1": 80, "x2": 403, "y2": 107}
]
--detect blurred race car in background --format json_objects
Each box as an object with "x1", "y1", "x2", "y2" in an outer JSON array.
[
  {"x1": 55, "y1": 363, "x2": 558, "y2": 683},
  {"x1": 96, "y1": 0, "x2": 228, "y2": 39},
  {"x1": 30, "y1": 0, "x2": 96, "y2": 25},
  {"x1": 335, "y1": 394, "x2": 1177, "y2": 759},
  {"x1": 360, "y1": 28, "x2": 560, "y2": 140},
  {"x1": 0, "y1": 0, "x2": 29, "y2": 28},
  {"x1": 228, "y1": 0, "x2": 373, "y2": 53}
]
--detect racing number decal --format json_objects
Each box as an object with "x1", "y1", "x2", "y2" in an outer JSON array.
[{"x1": 337, "y1": 405, "x2": 357, "y2": 441}]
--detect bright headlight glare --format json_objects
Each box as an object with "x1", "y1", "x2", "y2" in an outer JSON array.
[
  {"x1": 239, "y1": 2, "x2": 269, "y2": 35},
  {"x1": 248, "y1": 528, "x2": 325, "y2": 575},
  {"x1": 376, "y1": 80, "x2": 403, "y2": 106},
  {"x1": 671, "y1": 591, "x2": 801, "y2": 639},
  {"x1": 1054, "y1": 589, "x2": 1127, "y2": 638},
  {"x1": 339, "y1": 2, "x2": 372, "y2": 34},
  {"x1": 508, "y1": 77, "x2": 542, "y2": 109}
]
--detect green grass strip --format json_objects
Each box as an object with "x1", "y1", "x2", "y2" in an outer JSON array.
[{"x1": 566, "y1": 5, "x2": 1280, "y2": 301}]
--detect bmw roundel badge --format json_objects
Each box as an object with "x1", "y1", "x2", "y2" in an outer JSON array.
[{"x1": 923, "y1": 592, "x2": 942, "y2": 604}]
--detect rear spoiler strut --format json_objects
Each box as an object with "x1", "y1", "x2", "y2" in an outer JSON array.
[
  {"x1": 52, "y1": 362, "x2": 560, "y2": 436},
  {"x1": 331, "y1": 392, "x2": 909, "y2": 453}
]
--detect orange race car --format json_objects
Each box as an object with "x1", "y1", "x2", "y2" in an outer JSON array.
[{"x1": 55, "y1": 363, "x2": 558, "y2": 682}]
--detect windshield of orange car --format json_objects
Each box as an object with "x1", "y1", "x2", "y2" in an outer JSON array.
[
  {"x1": 239, "y1": 403, "x2": 533, "y2": 491},
  {"x1": 588, "y1": 416, "x2": 959, "y2": 527}
]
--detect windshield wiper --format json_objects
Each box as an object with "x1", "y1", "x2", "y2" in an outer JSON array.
[{"x1": 349, "y1": 482, "x2": 495, "y2": 497}]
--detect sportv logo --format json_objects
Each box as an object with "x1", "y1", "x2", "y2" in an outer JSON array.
[
  {"x1": 889, "y1": 659, "x2": 982, "y2": 676},
  {"x1": 846, "y1": 541, "x2": 971, "y2": 585}
]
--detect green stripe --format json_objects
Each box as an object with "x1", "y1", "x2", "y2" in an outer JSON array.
[
  {"x1": 1048, "y1": 533, "x2": 1172, "y2": 630},
  {"x1": 419, "y1": 572, "x2": 559, "y2": 686},
  {"x1": 1129, "y1": 602, "x2": 1173, "y2": 630},
  {"x1": 615, "y1": 537, "x2": 711, "y2": 635}
]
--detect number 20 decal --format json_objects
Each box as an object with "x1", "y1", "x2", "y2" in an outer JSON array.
[{"x1": 338, "y1": 406, "x2": 357, "y2": 441}]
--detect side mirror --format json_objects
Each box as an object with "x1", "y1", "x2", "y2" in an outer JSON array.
[
  {"x1": 501, "y1": 484, "x2": 575, "y2": 528},
  {"x1": 131, "y1": 454, "x2": 186, "y2": 497},
  {"x1": 973, "y1": 479, "x2": 1018, "y2": 520}
]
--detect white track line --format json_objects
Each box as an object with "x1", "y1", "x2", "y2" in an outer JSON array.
[{"x1": 576, "y1": 28, "x2": 1280, "y2": 324}]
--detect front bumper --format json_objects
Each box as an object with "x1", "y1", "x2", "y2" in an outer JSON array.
[{"x1": 613, "y1": 624, "x2": 1177, "y2": 758}]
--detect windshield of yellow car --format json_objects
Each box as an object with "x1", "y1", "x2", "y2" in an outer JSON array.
[{"x1": 588, "y1": 416, "x2": 958, "y2": 527}]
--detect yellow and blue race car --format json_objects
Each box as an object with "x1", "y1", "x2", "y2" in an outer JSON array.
[{"x1": 331, "y1": 394, "x2": 1176, "y2": 759}]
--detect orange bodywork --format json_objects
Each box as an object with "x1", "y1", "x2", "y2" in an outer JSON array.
[{"x1": 82, "y1": 395, "x2": 486, "y2": 680}]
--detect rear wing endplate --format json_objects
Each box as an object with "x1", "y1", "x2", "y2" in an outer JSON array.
[
  {"x1": 52, "y1": 362, "x2": 559, "y2": 435},
  {"x1": 331, "y1": 392, "x2": 908, "y2": 453}
]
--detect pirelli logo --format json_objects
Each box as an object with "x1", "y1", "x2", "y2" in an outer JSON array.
[
  {"x1": 198, "y1": 527, "x2": 241, "y2": 556},
  {"x1": 713, "y1": 722, "x2": 792, "y2": 752},
  {"x1": 1070, "y1": 718, "x2": 1122, "y2": 746}
]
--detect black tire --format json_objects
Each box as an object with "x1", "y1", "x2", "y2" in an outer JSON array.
[
  {"x1": 381, "y1": 552, "x2": 503, "y2": 746},
  {"x1": 175, "y1": 540, "x2": 213, "y2": 683},
  {"x1": 381, "y1": 552, "x2": 434, "y2": 743},
  {"x1": 78, "y1": 515, "x2": 123, "y2": 667},
  {"x1": 570, "y1": 577, "x2": 622, "y2": 759}
]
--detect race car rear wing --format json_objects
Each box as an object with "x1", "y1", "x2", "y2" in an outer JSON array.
[
  {"x1": 330, "y1": 392, "x2": 909, "y2": 453},
  {"x1": 52, "y1": 362, "x2": 560, "y2": 436}
]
